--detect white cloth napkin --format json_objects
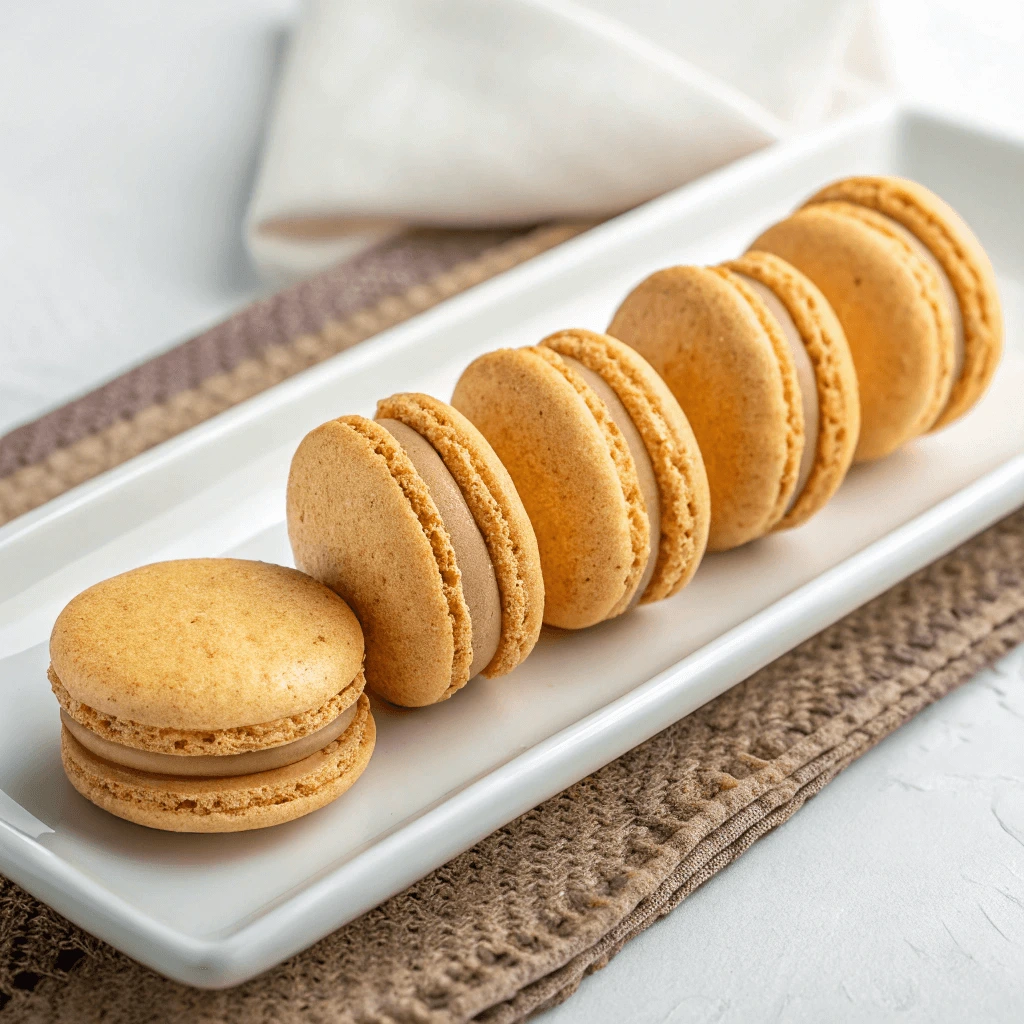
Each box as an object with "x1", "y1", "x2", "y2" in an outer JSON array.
[{"x1": 247, "y1": 0, "x2": 891, "y2": 281}]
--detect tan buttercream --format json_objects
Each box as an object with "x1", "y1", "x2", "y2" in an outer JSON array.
[
  {"x1": 735, "y1": 275, "x2": 819, "y2": 511},
  {"x1": 60, "y1": 703, "x2": 358, "y2": 778},
  {"x1": 377, "y1": 418, "x2": 501, "y2": 679},
  {"x1": 558, "y1": 356, "x2": 662, "y2": 606}
]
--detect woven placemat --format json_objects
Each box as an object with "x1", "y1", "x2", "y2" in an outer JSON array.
[{"x1": 1, "y1": 228, "x2": 1022, "y2": 1022}]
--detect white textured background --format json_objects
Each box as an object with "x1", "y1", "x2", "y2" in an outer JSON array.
[{"x1": 1, "y1": 2, "x2": 1022, "y2": 1020}]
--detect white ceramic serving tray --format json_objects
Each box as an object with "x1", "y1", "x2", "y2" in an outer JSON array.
[{"x1": 1, "y1": 103, "x2": 1023, "y2": 989}]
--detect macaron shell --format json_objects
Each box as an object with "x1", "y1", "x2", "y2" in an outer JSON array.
[
  {"x1": 452, "y1": 346, "x2": 645, "y2": 629},
  {"x1": 287, "y1": 416, "x2": 472, "y2": 707},
  {"x1": 49, "y1": 559, "x2": 364, "y2": 732},
  {"x1": 608, "y1": 265, "x2": 803, "y2": 552},
  {"x1": 374, "y1": 394, "x2": 543, "y2": 676},
  {"x1": 723, "y1": 251, "x2": 860, "y2": 531},
  {"x1": 540, "y1": 329, "x2": 710, "y2": 602},
  {"x1": 751, "y1": 201, "x2": 955, "y2": 462},
  {"x1": 806, "y1": 176, "x2": 1002, "y2": 431},
  {"x1": 61, "y1": 695, "x2": 375, "y2": 833}
]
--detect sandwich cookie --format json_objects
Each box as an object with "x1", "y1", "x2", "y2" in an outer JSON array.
[
  {"x1": 50, "y1": 559, "x2": 373, "y2": 833},
  {"x1": 608, "y1": 255, "x2": 859, "y2": 551},
  {"x1": 751, "y1": 175, "x2": 1002, "y2": 460},
  {"x1": 287, "y1": 394, "x2": 544, "y2": 707},
  {"x1": 452, "y1": 331, "x2": 710, "y2": 629}
]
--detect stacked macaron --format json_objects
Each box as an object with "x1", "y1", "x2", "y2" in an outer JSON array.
[
  {"x1": 50, "y1": 559, "x2": 373, "y2": 832},
  {"x1": 48, "y1": 174, "x2": 1002, "y2": 833}
]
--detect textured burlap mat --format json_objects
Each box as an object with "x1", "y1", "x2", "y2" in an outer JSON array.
[{"x1": 1, "y1": 228, "x2": 1022, "y2": 1022}]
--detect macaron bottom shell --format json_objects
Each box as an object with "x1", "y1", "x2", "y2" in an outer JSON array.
[{"x1": 60, "y1": 695, "x2": 376, "y2": 833}]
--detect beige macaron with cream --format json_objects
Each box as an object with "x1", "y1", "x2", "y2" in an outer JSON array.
[
  {"x1": 287, "y1": 394, "x2": 544, "y2": 707},
  {"x1": 751, "y1": 175, "x2": 1002, "y2": 460},
  {"x1": 609, "y1": 255, "x2": 860, "y2": 550},
  {"x1": 50, "y1": 558, "x2": 374, "y2": 832},
  {"x1": 452, "y1": 330, "x2": 710, "y2": 628}
]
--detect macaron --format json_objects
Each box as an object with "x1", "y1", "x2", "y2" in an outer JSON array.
[
  {"x1": 750, "y1": 175, "x2": 1003, "y2": 461},
  {"x1": 608, "y1": 254, "x2": 860, "y2": 551},
  {"x1": 287, "y1": 393, "x2": 544, "y2": 707},
  {"x1": 451, "y1": 330, "x2": 710, "y2": 629},
  {"x1": 50, "y1": 558, "x2": 374, "y2": 833}
]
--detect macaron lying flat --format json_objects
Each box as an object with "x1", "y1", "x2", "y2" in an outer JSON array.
[
  {"x1": 452, "y1": 330, "x2": 710, "y2": 629},
  {"x1": 608, "y1": 255, "x2": 859, "y2": 551},
  {"x1": 751, "y1": 175, "x2": 1002, "y2": 461},
  {"x1": 50, "y1": 558, "x2": 374, "y2": 833},
  {"x1": 288, "y1": 394, "x2": 543, "y2": 707}
]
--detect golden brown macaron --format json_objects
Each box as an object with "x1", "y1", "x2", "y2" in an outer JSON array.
[
  {"x1": 287, "y1": 394, "x2": 543, "y2": 707},
  {"x1": 608, "y1": 256, "x2": 859, "y2": 550},
  {"x1": 751, "y1": 175, "x2": 1003, "y2": 460},
  {"x1": 50, "y1": 558, "x2": 374, "y2": 833},
  {"x1": 452, "y1": 330, "x2": 710, "y2": 629}
]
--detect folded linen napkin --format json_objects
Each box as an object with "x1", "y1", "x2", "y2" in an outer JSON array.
[{"x1": 246, "y1": 0, "x2": 889, "y2": 280}]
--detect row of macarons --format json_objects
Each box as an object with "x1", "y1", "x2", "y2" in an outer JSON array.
[
  {"x1": 287, "y1": 173, "x2": 1003, "y2": 708},
  {"x1": 48, "y1": 174, "x2": 1002, "y2": 832}
]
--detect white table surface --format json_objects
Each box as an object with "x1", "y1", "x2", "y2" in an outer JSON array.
[{"x1": 1, "y1": 2, "x2": 1022, "y2": 1020}]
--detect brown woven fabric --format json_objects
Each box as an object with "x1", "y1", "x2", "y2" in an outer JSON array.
[
  {"x1": 0, "y1": 223, "x2": 591, "y2": 525},
  {"x1": 2, "y1": 506, "x2": 1023, "y2": 1022},
  {"x1": 1, "y1": 226, "x2": 1022, "y2": 1022}
]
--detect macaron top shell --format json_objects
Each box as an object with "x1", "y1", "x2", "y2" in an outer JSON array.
[
  {"x1": 49, "y1": 559, "x2": 364, "y2": 732},
  {"x1": 608, "y1": 265, "x2": 804, "y2": 552},
  {"x1": 452, "y1": 345, "x2": 648, "y2": 629},
  {"x1": 806, "y1": 175, "x2": 1002, "y2": 431},
  {"x1": 751, "y1": 200, "x2": 955, "y2": 461},
  {"x1": 722, "y1": 251, "x2": 860, "y2": 531},
  {"x1": 540, "y1": 329, "x2": 709, "y2": 602},
  {"x1": 374, "y1": 393, "x2": 543, "y2": 677},
  {"x1": 288, "y1": 415, "x2": 472, "y2": 707}
]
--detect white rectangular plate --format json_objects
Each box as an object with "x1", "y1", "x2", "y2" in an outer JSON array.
[{"x1": 2, "y1": 104, "x2": 1023, "y2": 989}]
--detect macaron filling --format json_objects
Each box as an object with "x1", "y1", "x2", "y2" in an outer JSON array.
[
  {"x1": 558, "y1": 355, "x2": 661, "y2": 603},
  {"x1": 734, "y1": 274, "x2": 819, "y2": 512},
  {"x1": 376, "y1": 417, "x2": 502, "y2": 679},
  {"x1": 871, "y1": 213, "x2": 966, "y2": 395},
  {"x1": 59, "y1": 701, "x2": 359, "y2": 778}
]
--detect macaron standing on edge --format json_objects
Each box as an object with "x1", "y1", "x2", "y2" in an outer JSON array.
[
  {"x1": 50, "y1": 559, "x2": 375, "y2": 833},
  {"x1": 751, "y1": 175, "x2": 1003, "y2": 461},
  {"x1": 608, "y1": 254, "x2": 860, "y2": 551},
  {"x1": 452, "y1": 330, "x2": 710, "y2": 629},
  {"x1": 287, "y1": 393, "x2": 544, "y2": 707}
]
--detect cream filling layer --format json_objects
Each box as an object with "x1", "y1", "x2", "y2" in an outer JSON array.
[
  {"x1": 736, "y1": 275, "x2": 819, "y2": 513},
  {"x1": 61, "y1": 702, "x2": 358, "y2": 778},
  {"x1": 377, "y1": 418, "x2": 502, "y2": 679},
  {"x1": 559, "y1": 355, "x2": 661, "y2": 606},
  {"x1": 875, "y1": 213, "x2": 966, "y2": 397}
]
